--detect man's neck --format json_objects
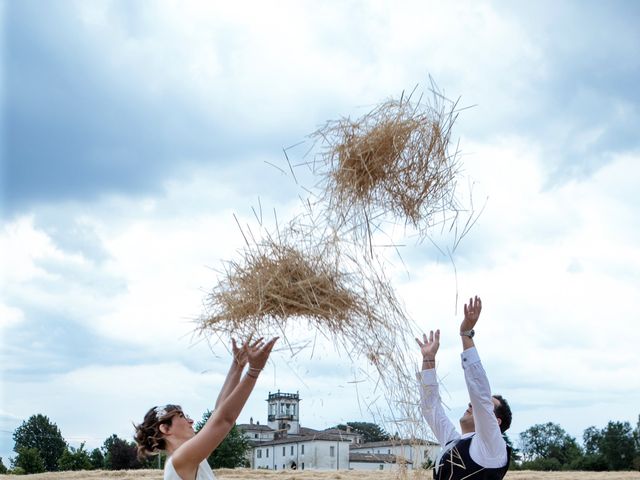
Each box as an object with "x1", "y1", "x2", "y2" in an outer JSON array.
[{"x1": 460, "y1": 424, "x2": 475, "y2": 435}]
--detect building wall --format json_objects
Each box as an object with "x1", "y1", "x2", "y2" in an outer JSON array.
[
  {"x1": 349, "y1": 461, "x2": 402, "y2": 471},
  {"x1": 350, "y1": 443, "x2": 440, "y2": 469},
  {"x1": 243, "y1": 430, "x2": 274, "y2": 441},
  {"x1": 252, "y1": 439, "x2": 351, "y2": 470}
]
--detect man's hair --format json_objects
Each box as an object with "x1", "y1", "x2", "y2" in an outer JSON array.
[{"x1": 492, "y1": 395, "x2": 512, "y2": 433}]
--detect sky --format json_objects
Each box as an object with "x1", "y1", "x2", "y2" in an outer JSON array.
[{"x1": 2, "y1": 0, "x2": 640, "y2": 464}]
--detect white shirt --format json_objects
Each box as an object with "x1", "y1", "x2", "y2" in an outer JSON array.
[
  {"x1": 418, "y1": 347, "x2": 507, "y2": 471},
  {"x1": 164, "y1": 457, "x2": 216, "y2": 480}
]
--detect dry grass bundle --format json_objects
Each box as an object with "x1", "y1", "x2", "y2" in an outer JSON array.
[
  {"x1": 199, "y1": 232, "x2": 406, "y2": 353},
  {"x1": 311, "y1": 87, "x2": 461, "y2": 241}
]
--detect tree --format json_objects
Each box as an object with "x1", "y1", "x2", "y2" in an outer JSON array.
[
  {"x1": 13, "y1": 414, "x2": 67, "y2": 471},
  {"x1": 583, "y1": 426, "x2": 603, "y2": 456},
  {"x1": 333, "y1": 421, "x2": 390, "y2": 443},
  {"x1": 519, "y1": 422, "x2": 581, "y2": 468},
  {"x1": 0, "y1": 457, "x2": 8, "y2": 474},
  {"x1": 503, "y1": 433, "x2": 521, "y2": 469},
  {"x1": 12, "y1": 447, "x2": 46, "y2": 474},
  {"x1": 599, "y1": 421, "x2": 635, "y2": 470},
  {"x1": 634, "y1": 415, "x2": 640, "y2": 471},
  {"x1": 195, "y1": 410, "x2": 251, "y2": 468},
  {"x1": 103, "y1": 434, "x2": 142, "y2": 470},
  {"x1": 58, "y1": 442, "x2": 93, "y2": 471},
  {"x1": 579, "y1": 421, "x2": 636, "y2": 470},
  {"x1": 90, "y1": 447, "x2": 105, "y2": 469},
  {"x1": 576, "y1": 426, "x2": 607, "y2": 471}
]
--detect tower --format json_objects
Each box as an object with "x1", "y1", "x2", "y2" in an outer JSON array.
[{"x1": 267, "y1": 390, "x2": 300, "y2": 436}]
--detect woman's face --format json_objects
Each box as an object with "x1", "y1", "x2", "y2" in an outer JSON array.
[{"x1": 165, "y1": 410, "x2": 195, "y2": 440}]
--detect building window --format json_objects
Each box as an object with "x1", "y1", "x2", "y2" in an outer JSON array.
[
  {"x1": 379, "y1": 465, "x2": 384, "y2": 470},
  {"x1": 282, "y1": 446, "x2": 286, "y2": 456},
  {"x1": 255, "y1": 434, "x2": 258, "y2": 438},
  {"x1": 301, "y1": 462, "x2": 305, "y2": 470},
  {"x1": 274, "y1": 465, "x2": 277, "y2": 470},
  {"x1": 266, "y1": 449, "x2": 269, "y2": 458},
  {"x1": 301, "y1": 445, "x2": 305, "y2": 454},
  {"x1": 257, "y1": 449, "x2": 262, "y2": 459},
  {"x1": 330, "y1": 446, "x2": 335, "y2": 457},
  {"x1": 283, "y1": 464, "x2": 286, "y2": 469},
  {"x1": 388, "y1": 449, "x2": 391, "y2": 454},
  {"x1": 291, "y1": 446, "x2": 294, "y2": 455}
]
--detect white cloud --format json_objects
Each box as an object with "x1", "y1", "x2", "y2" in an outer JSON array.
[{"x1": 0, "y1": 304, "x2": 24, "y2": 330}]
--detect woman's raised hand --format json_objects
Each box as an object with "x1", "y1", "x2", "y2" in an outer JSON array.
[
  {"x1": 231, "y1": 338, "x2": 248, "y2": 367},
  {"x1": 246, "y1": 337, "x2": 279, "y2": 370}
]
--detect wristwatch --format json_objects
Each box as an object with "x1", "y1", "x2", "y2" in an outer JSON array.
[{"x1": 460, "y1": 329, "x2": 475, "y2": 338}]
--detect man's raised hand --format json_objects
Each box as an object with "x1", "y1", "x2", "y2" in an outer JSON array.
[
  {"x1": 416, "y1": 329, "x2": 440, "y2": 361},
  {"x1": 461, "y1": 295, "x2": 482, "y2": 332}
]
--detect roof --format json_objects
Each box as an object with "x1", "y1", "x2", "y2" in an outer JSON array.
[
  {"x1": 250, "y1": 432, "x2": 353, "y2": 446},
  {"x1": 349, "y1": 453, "x2": 413, "y2": 464},
  {"x1": 350, "y1": 438, "x2": 439, "y2": 449},
  {"x1": 322, "y1": 428, "x2": 361, "y2": 436},
  {"x1": 237, "y1": 423, "x2": 274, "y2": 432}
]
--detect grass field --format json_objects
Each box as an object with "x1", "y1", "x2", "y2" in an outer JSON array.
[{"x1": 1, "y1": 469, "x2": 638, "y2": 480}]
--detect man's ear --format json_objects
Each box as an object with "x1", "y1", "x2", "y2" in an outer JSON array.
[
  {"x1": 496, "y1": 417, "x2": 502, "y2": 426},
  {"x1": 159, "y1": 424, "x2": 170, "y2": 436}
]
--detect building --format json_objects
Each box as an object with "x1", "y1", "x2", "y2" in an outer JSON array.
[
  {"x1": 350, "y1": 438, "x2": 440, "y2": 469},
  {"x1": 237, "y1": 390, "x2": 440, "y2": 471},
  {"x1": 349, "y1": 452, "x2": 412, "y2": 471}
]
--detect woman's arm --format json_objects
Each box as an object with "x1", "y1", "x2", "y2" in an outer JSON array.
[
  {"x1": 171, "y1": 337, "x2": 278, "y2": 475},
  {"x1": 215, "y1": 338, "x2": 250, "y2": 409}
]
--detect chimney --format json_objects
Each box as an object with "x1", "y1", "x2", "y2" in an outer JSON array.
[{"x1": 250, "y1": 417, "x2": 253, "y2": 425}]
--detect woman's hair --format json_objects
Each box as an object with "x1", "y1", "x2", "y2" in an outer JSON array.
[{"x1": 134, "y1": 404, "x2": 183, "y2": 460}]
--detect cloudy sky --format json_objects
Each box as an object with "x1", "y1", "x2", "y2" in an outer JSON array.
[{"x1": 2, "y1": 0, "x2": 639, "y2": 463}]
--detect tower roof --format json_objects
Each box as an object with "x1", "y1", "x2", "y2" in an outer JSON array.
[{"x1": 267, "y1": 390, "x2": 300, "y2": 401}]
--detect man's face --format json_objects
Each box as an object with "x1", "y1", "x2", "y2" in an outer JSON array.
[{"x1": 460, "y1": 397, "x2": 502, "y2": 429}]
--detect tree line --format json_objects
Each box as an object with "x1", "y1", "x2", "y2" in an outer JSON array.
[
  {"x1": 1, "y1": 412, "x2": 250, "y2": 475},
  {"x1": 2, "y1": 413, "x2": 638, "y2": 474},
  {"x1": 512, "y1": 416, "x2": 640, "y2": 471}
]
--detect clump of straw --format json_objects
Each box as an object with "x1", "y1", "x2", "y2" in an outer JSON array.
[
  {"x1": 311, "y1": 88, "x2": 461, "y2": 240},
  {"x1": 200, "y1": 235, "x2": 402, "y2": 348}
]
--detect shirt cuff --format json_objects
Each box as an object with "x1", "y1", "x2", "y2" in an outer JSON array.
[
  {"x1": 419, "y1": 368, "x2": 438, "y2": 385},
  {"x1": 461, "y1": 346, "x2": 481, "y2": 368}
]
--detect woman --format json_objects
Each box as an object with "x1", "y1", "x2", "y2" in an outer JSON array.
[{"x1": 135, "y1": 337, "x2": 278, "y2": 480}]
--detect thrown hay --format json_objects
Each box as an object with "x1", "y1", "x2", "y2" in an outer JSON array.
[
  {"x1": 199, "y1": 232, "x2": 408, "y2": 355},
  {"x1": 310, "y1": 87, "x2": 461, "y2": 242}
]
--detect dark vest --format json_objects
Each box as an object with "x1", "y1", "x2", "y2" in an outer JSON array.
[{"x1": 434, "y1": 436, "x2": 511, "y2": 480}]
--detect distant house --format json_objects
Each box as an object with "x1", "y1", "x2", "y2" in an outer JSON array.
[
  {"x1": 349, "y1": 452, "x2": 412, "y2": 471},
  {"x1": 350, "y1": 438, "x2": 440, "y2": 469},
  {"x1": 237, "y1": 390, "x2": 440, "y2": 471}
]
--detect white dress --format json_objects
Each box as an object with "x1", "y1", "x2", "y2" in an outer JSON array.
[{"x1": 164, "y1": 457, "x2": 216, "y2": 480}]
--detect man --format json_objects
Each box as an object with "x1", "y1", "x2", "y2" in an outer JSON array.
[{"x1": 417, "y1": 296, "x2": 512, "y2": 480}]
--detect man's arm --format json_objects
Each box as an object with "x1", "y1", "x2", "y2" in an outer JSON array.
[
  {"x1": 460, "y1": 297, "x2": 507, "y2": 463},
  {"x1": 416, "y1": 330, "x2": 460, "y2": 446}
]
